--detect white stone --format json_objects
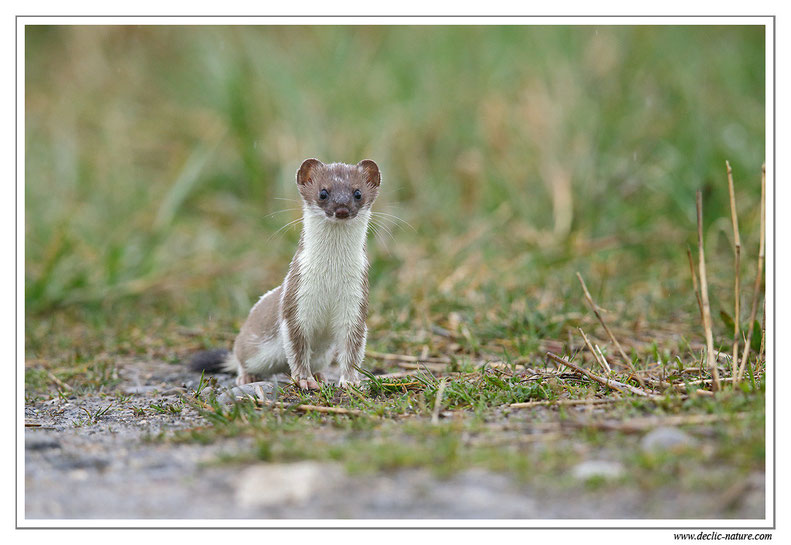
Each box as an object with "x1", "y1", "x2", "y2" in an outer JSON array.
[
  {"x1": 217, "y1": 382, "x2": 276, "y2": 404},
  {"x1": 641, "y1": 427, "x2": 696, "y2": 452},
  {"x1": 235, "y1": 462, "x2": 341, "y2": 508},
  {"x1": 571, "y1": 460, "x2": 624, "y2": 480}
]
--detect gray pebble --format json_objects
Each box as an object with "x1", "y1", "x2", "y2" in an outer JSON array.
[
  {"x1": 641, "y1": 427, "x2": 696, "y2": 453},
  {"x1": 217, "y1": 382, "x2": 276, "y2": 405},
  {"x1": 54, "y1": 455, "x2": 110, "y2": 472},
  {"x1": 26, "y1": 437, "x2": 61, "y2": 451},
  {"x1": 571, "y1": 460, "x2": 624, "y2": 480},
  {"x1": 196, "y1": 386, "x2": 215, "y2": 399},
  {"x1": 122, "y1": 385, "x2": 159, "y2": 395}
]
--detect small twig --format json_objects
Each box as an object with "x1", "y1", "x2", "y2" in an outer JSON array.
[
  {"x1": 576, "y1": 272, "x2": 645, "y2": 387},
  {"x1": 685, "y1": 376, "x2": 737, "y2": 386},
  {"x1": 47, "y1": 371, "x2": 72, "y2": 392},
  {"x1": 578, "y1": 328, "x2": 611, "y2": 373},
  {"x1": 431, "y1": 378, "x2": 448, "y2": 425},
  {"x1": 726, "y1": 161, "x2": 742, "y2": 385},
  {"x1": 546, "y1": 352, "x2": 650, "y2": 397},
  {"x1": 696, "y1": 191, "x2": 720, "y2": 392},
  {"x1": 686, "y1": 246, "x2": 705, "y2": 323},
  {"x1": 737, "y1": 165, "x2": 766, "y2": 383},
  {"x1": 637, "y1": 376, "x2": 687, "y2": 392},
  {"x1": 678, "y1": 367, "x2": 707, "y2": 375},
  {"x1": 509, "y1": 397, "x2": 664, "y2": 409}
]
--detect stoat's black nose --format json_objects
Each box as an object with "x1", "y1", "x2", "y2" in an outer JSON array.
[{"x1": 335, "y1": 207, "x2": 350, "y2": 219}]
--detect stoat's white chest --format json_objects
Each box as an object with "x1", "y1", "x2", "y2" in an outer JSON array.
[{"x1": 294, "y1": 209, "x2": 369, "y2": 335}]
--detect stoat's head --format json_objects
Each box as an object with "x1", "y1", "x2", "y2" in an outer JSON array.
[{"x1": 296, "y1": 158, "x2": 380, "y2": 222}]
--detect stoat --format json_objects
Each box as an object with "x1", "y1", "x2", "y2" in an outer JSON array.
[{"x1": 190, "y1": 158, "x2": 380, "y2": 390}]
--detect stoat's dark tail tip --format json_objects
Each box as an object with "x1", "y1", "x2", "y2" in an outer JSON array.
[{"x1": 189, "y1": 348, "x2": 230, "y2": 373}]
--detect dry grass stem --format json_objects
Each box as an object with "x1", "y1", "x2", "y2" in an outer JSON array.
[
  {"x1": 575, "y1": 272, "x2": 645, "y2": 387},
  {"x1": 578, "y1": 327, "x2": 611, "y2": 373},
  {"x1": 696, "y1": 190, "x2": 720, "y2": 392},
  {"x1": 737, "y1": 165, "x2": 766, "y2": 382},
  {"x1": 546, "y1": 352, "x2": 650, "y2": 397},
  {"x1": 685, "y1": 376, "x2": 736, "y2": 386},
  {"x1": 594, "y1": 345, "x2": 612, "y2": 374},
  {"x1": 726, "y1": 161, "x2": 742, "y2": 384},
  {"x1": 757, "y1": 301, "x2": 766, "y2": 376},
  {"x1": 508, "y1": 396, "x2": 667, "y2": 409},
  {"x1": 47, "y1": 371, "x2": 72, "y2": 392},
  {"x1": 432, "y1": 378, "x2": 448, "y2": 425},
  {"x1": 686, "y1": 246, "x2": 705, "y2": 323}
]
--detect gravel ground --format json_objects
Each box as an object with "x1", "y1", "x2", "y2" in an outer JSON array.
[{"x1": 24, "y1": 359, "x2": 765, "y2": 521}]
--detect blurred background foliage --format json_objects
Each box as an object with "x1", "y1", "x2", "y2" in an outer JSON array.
[{"x1": 25, "y1": 25, "x2": 765, "y2": 357}]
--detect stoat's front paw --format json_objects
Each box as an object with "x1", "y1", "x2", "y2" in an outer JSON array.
[
  {"x1": 236, "y1": 372, "x2": 255, "y2": 386},
  {"x1": 338, "y1": 373, "x2": 360, "y2": 389},
  {"x1": 294, "y1": 376, "x2": 320, "y2": 391}
]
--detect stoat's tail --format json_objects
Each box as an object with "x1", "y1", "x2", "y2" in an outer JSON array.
[{"x1": 189, "y1": 348, "x2": 231, "y2": 374}]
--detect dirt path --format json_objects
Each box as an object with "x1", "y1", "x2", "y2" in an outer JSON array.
[{"x1": 24, "y1": 358, "x2": 765, "y2": 521}]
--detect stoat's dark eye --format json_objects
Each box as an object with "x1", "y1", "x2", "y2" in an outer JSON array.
[
  {"x1": 319, "y1": 189, "x2": 329, "y2": 200},
  {"x1": 353, "y1": 189, "x2": 362, "y2": 200}
]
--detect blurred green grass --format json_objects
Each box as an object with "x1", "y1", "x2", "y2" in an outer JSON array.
[{"x1": 25, "y1": 25, "x2": 765, "y2": 363}]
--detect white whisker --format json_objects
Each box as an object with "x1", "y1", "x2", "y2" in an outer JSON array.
[
  {"x1": 371, "y1": 211, "x2": 416, "y2": 232},
  {"x1": 263, "y1": 208, "x2": 301, "y2": 219},
  {"x1": 370, "y1": 218, "x2": 394, "y2": 240},
  {"x1": 370, "y1": 218, "x2": 403, "y2": 240},
  {"x1": 367, "y1": 222, "x2": 393, "y2": 256},
  {"x1": 266, "y1": 217, "x2": 304, "y2": 242}
]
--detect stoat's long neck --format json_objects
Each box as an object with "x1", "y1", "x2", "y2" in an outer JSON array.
[{"x1": 297, "y1": 206, "x2": 370, "y2": 278}]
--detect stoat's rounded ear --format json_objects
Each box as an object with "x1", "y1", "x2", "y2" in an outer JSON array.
[
  {"x1": 357, "y1": 159, "x2": 381, "y2": 188},
  {"x1": 296, "y1": 158, "x2": 323, "y2": 185}
]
